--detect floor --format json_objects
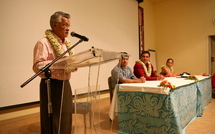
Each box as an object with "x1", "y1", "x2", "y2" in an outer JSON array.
[{"x1": 0, "y1": 92, "x2": 215, "y2": 134}]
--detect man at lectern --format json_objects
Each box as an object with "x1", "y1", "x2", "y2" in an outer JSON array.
[
  {"x1": 110, "y1": 52, "x2": 146, "y2": 101},
  {"x1": 33, "y1": 11, "x2": 76, "y2": 134}
]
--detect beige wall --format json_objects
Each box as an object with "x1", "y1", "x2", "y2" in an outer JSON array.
[
  {"x1": 0, "y1": 0, "x2": 138, "y2": 109},
  {"x1": 0, "y1": 0, "x2": 139, "y2": 121},
  {"x1": 140, "y1": 0, "x2": 215, "y2": 74}
]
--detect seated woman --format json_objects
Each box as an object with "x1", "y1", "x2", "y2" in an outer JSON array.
[{"x1": 160, "y1": 58, "x2": 178, "y2": 77}]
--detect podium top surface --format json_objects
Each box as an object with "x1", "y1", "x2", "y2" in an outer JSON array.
[{"x1": 49, "y1": 47, "x2": 123, "y2": 69}]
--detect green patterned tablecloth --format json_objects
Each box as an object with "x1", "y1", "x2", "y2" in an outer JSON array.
[{"x1": 117, "y1": 77, "x2": 212, "y2": 134}]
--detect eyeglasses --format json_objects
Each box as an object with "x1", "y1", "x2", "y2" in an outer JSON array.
[{"x1": 61, "y1": 24, "x2": 70, "y2": 28}]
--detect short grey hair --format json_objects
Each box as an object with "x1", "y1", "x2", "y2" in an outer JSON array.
[{"x1": 50, "y1": 11, "x2": 70, "y2": 29}]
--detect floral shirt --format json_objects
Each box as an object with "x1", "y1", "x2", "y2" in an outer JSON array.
[
  {"x1": 160, "y1": 65, "x2": 174, "y2": 77},
  {"x1": 111, "y1": 64, "x2": 136, "y2": 89}
]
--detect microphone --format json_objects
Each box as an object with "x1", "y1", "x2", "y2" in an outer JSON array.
[{"x1": 70, "y1": 32, "x2": 89, "y2": 41}]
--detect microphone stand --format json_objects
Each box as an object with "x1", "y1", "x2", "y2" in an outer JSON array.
[{"x1": 20, "y1": 39, "x2": 85, "y2": 134}]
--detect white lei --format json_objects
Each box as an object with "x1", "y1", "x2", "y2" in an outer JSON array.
[
  {"x1": 45, "y1": 29, "x2": 74, "y2": 57},
  {"x1": 166, "y1": 65, "x2": 173, "y2": 73},
  {"x1": 136, "y1": 60, "x2": 152, "y2": 76}
]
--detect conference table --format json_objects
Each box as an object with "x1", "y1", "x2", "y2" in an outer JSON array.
[{"x1": 109, "y1": 76, "x2": 212, "y2": 134}]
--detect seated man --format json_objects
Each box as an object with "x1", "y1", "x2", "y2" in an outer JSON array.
[
  {"x1": 110, "y1": 52, "x2": 145, "y2": 101},
  {"x1": 134, "y1": 51, "x2": 164, "y2": 81}
]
